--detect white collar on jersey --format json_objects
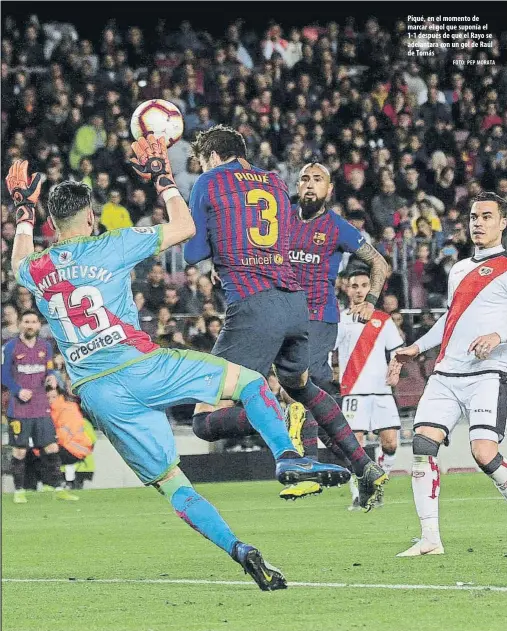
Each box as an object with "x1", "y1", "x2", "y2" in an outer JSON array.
[{"x1": 472, "y1": 244, "x2": 505, "y2": 261}]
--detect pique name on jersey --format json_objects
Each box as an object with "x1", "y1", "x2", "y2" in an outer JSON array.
[
  {"x1": 65, "y1": 324, "x2": 126, "y2": 363},
  {"x1": 36, "y1": 265, "x2": 113, "y2": 294},
  {"x1": 289, "y1": 249, "x2": 321, "y2": 265}
]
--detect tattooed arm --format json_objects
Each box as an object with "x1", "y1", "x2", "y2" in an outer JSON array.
[{"x1": 348, "y1": 242, "x2": 389, "y2": 322}]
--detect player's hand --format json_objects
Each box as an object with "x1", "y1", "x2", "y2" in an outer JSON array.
[
  {"x1": 394, "y1": 344, "x2": 421, "y2": 363},
  {"x1": 5, "y1": 160, "x2": 42, "y2": 227},
  {"x1": 18, "y1": 389, "x2": 33, "y2": 402},
  {"x1": 130, "y1": 134, "x2": 176, "y2": 194},
  {"x1": 45, "y1": 375, "x2": 58, "y2": 389},
  {"x1": 210, "y1": 266, "x2": 221, "y2": 286},
  {"x1": 348, "y1": 301, "x2": 374, "y2": 323},
  {"x1": 468, "y1": 333, "x2": 501, "y2": 360}
]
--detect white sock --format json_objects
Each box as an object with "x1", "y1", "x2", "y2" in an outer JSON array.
[
  {"x1": 378, "y1": 450, "x2": 396, "y2": 476},
  {"x1": 489, "y1": 458, "x2": 507, "y2": 500},
  {"x1": 412, "y1": 455, "x2": 441, "y2": 543},
  {"x1": 350, "y1": 475, "x2": 359, "y2": 501},
  {"x1": 65, "y1": 465, "x2": 76, "y2": 483}
]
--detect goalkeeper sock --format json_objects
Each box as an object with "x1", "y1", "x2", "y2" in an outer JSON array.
[
  {"x1": 233, "y1": 369, "x2": 300, "y2": 459},
  {"x1": 159, "y1": 476, "x2": 237, "y2": 555},
  {"x1": 193, "y1": 407, "x2": 256, "y2": 442}
]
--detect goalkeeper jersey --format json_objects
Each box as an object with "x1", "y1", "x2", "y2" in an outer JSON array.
[{"x1": 16, "y1": 227, "x2": 164, "y2": 391}]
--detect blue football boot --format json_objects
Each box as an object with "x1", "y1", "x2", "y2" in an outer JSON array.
[{"x1": 276, "y1": 456, "x2": 351, "y2": 487}]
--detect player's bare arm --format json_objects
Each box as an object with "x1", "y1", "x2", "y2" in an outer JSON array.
[
  {"x1": 6, "y1": 160, "x2": 42, "y2": 277},
  {"x1": 130, "y1": 134, "x2": 196, "y2": 250},
  {"x1": 348, "y1": 243, "x2": 388, "y2": 321}
]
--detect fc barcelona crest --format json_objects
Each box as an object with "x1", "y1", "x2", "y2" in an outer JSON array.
[
  {"x1": 478, "y1": 266, "x2": 493, "y2": 276},
  {"x1": 313, "y1": 232, "x2": 326, "y2": 245}
]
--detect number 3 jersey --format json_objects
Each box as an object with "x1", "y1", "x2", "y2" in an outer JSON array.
[
  {"x1": 335, "y1": 310, "x2": 404, "y2": 396},
  {"x1": 184, "y1": 159, "x2": 300, "y2": 305},
  {"x1": 16, "y1": 227, "x2": 163, "y2": 391}
]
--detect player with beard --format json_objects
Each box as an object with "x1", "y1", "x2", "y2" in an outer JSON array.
[
  {"x1": 186, "y1": 129, "x2": 388, "y2": 510},
  {"x1": 282, "y1": 163, "x2": 391, "y2": 496}
]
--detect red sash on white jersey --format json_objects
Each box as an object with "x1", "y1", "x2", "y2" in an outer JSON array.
[
  {"x1": 436, "y1": 255, "x2": 507, "y2": 364},
  {"x1": 340, "y1": 310, "x2": 390, "y2": 395}
]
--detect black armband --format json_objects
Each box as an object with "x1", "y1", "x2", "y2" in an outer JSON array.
[{"x1": 365, "y1": 293, "x2": 378, "y2": 306}]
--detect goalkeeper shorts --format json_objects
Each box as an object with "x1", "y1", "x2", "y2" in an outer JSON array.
[{"x1": 78, "y1": 348, "x2": 227, "y2": 483}]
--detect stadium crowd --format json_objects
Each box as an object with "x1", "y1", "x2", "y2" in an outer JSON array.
[{"x1": 2, "y1": 13, "x2": 507, "y2": 399}]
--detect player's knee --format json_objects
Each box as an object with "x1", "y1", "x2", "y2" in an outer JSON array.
[
  {"x1": 43, "y1": 442, "x2": 59, "y2": 455},
  {"x1": 230, "y1": 365, "x2": 264, "y2": 400},
  {"x1": 381, "y1": 440, "x2": 397, "y2": 456},
  {"x1": 412, "y1": 433, "x2": 441, "y2": 457},
  {"x1": 471, "y1": 440, "x2": 499, "y2": 468},
  {"x1": 279, "y1": 370, "x2": 308, "y2": 391},
  {"x1": 153, "y1": 466, "x2": 194, "y2": 502},
  {"x1": 192, "y1": 412, "x2": 211, "y2": 441},
  {"x1": 12, "y1": 448, "x2": 27, "y2": 460}
]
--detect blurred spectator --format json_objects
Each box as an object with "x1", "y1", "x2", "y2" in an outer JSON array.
[
  {"x1": 1, "y1": 303, "x2": 19, "y2": 340},
  {"x1": 174, "y1": 157, "x2": 201, "y2": 202},
  {"x1": 192, "y1": 315, "x2": 222, "y2": 352},
  {"x1": 69, "y1": 114, "x2": 106, "y2": 171},
  {"x1": 134, "y1": 291, "x2": 156, "y2": 337},
  {"x1": 178, "y1": 265, "x2": 202, "y2": 314},
  {"x1": 100, "y1": 190, "x2": 133, "y2": 231},
  {"x1": 140, "y1": 263, "x2": 167, "y2": 314},
  {"x1": 382, "y1": 255, "x2": 405, "y2": 309},
  {"x1": 382, "y1": 293, "x2": 399, "y2": 315},
  {"x1": 197, "y1": 275, "x2": 226, "y2": 313},
  {"x1": 371, "y1": 179, "x2": 407, "y2": 235}
]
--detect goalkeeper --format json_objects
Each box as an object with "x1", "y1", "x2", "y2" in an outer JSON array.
[{"x1": 6, "y1": 134, "x2": 348, "y2": 591}]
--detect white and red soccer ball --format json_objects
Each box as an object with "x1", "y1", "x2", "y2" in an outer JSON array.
[{"x1": 130, "y1": 99, "x2": 184, "y2": 147}]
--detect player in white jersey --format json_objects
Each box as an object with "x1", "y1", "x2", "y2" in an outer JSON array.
[
  {"x1": 336, "y1": 270, "x2": 404, "y2": 509},
  {"x1": 387, "y1": 192, "x2": 507, "y2": 557}
]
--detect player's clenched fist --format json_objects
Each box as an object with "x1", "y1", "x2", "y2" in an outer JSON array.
[
  {"x1": 5, "y1": 160, "x2": 42, "y2": 227},
  {"x1": 130, "y1": 134, "x2": 176, "y2": 195}
]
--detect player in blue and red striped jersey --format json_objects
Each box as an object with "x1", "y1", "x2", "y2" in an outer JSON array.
[
  {"x1": 2, "y1": 309, "x2": 78, "y2": 503},
  {"x1": 185, "y1": 125, "x2": 388, "y2": 510},
  {"x1": 6, "y1": 140, "x2": 349, "y2": 591}
]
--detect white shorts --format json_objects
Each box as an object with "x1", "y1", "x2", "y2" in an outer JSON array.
[
  {"x1": 342, "y1": 394, "x2": 400, "y2": 434},
  {"x1": 414, "y1": 371, "x2": 507, "y2": 443}
]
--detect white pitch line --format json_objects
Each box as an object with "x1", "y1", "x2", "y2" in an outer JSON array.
[{"x1": 2, "y1": 578, "x2": 507, "y2": 592}]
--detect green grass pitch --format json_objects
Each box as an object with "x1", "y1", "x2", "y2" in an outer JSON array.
[{"x1": 2, "y1": 474, "x2": 506, "y2": 631}]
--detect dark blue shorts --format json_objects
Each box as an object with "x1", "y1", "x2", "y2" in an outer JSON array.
[
  {"x1": 211, "y1": 289, "x2": 309, "y2": 380},
  {"x1": 8, "y1": 416, "x2": 56, "y2": 449},
  {"x1": 308, "y1": 320, "x2": 338, "y2": 386}
]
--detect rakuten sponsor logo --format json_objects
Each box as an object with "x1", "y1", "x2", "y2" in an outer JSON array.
[
  {"x1": 289, "y1": 249, "x2": 321, "y2": 264},
  {"x1": 65, "y1": 325, "x2": 126, "y2": 363}
]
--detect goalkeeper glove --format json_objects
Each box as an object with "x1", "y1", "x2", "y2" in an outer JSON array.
[
  {"x1": 130, "y1": 134, "x2": 177, "y2": 195},
  {"x1": 5, "y1": 160, "x2": 42, "y2": 227}
]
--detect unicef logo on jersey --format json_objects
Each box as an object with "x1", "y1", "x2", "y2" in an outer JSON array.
[{"x1": 57, "y1": 251, "x2": 75, "y2": 267}]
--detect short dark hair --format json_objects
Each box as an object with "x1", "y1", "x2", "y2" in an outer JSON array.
[
  {"x1": 47, "y1": 181, "x2": 92, "y2": 223},
  {"x1": 191, "y1": 124, "x2": 247, "y2": 162},
  {"x1": 205, "y1": 315, "x2": 222, "y2": 329},
  {"x1": 346, "y1": 267, "x2": 370, "y2": 281},
  {"x1": 20, "y1": 309, "x2": 40, "y2": 320},
  {"x1": 471, "y1": 191, "x2": 507, "y2": 219}
]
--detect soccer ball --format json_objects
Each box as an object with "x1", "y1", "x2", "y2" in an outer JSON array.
[{"x1": 130, "y1": 99, "x2": 184, "y2": 148}]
